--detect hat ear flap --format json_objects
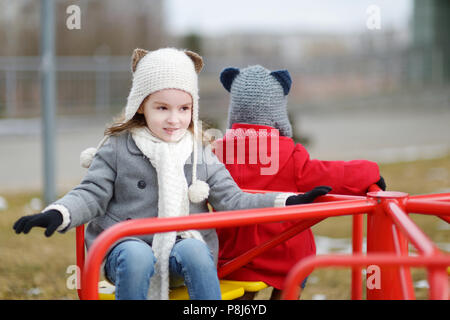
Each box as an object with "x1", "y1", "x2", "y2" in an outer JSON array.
[
  {"x1": 131, "y1": 48, "x2": 149, "y2": 73},
  {"x1": 220, "y1": 67, "x2": 240, "y2": 92},
  {"x1": 270, "y1": 70, "x2": 292, "y2": 95},
  {"x1": 184, "y1": 50, "x2": 204, "y2": 73}
]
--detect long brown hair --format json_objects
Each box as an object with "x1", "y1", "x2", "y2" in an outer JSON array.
[{"x1": 104, "y1": 112, "x2": 146, "y2": 136}]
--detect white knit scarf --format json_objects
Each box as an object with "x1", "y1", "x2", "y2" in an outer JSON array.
[{"x1": 130, "y1": 126, "x2": 204, "y2": 300}]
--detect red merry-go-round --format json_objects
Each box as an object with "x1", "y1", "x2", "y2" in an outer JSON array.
[{"x1": 74, "y1": 184, "x2": 450, "y2": 300}]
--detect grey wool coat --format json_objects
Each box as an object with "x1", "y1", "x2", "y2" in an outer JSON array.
[{"x1": 51, "y1": 131, "x2": 286, "y2": 264}]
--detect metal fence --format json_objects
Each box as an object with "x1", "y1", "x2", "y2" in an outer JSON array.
[
  {"x1": 0, "y1": 45, "x2": 448, "y2": 118},
  {"x1": 0, "y1": 56, "x2": 131, "y2": 117}
]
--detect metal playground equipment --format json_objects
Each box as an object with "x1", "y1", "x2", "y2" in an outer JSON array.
[{"x1": 75, "y1": 184, "x2": 450, "y2": 300}]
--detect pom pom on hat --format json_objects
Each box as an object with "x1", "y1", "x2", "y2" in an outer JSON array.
[
  {"x1": 188, "y1": 180, "x2": 210, "y2": 203},
  {"x1": 79, "y1": 135, "x2": 109, "y2": 168},
  {"x1": 80, "y1": 147, "x2": 97, "y2": 168}
]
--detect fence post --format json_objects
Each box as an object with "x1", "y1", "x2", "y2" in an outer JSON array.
[
  {"x1": 95, "y1": 57, "x2": 110, "y2": 114},
  {"x1": 5, "y1": 70, "x2": 17, "y2": 117},
  {"x1": 41, "y1": 0, "x2": 57, "y2": 205}
]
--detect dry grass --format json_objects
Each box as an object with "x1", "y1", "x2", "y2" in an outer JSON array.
[
  {"x1": 0, "y1": 154, "x2": 448, "y2": 300},
  {"x1": 0, "y1": 192, "x2": 78, "y2": 299}
]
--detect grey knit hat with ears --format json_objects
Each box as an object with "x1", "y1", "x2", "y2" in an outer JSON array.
[{"x1": 220, "y1": 65, "x2": 293, "y2": 137}]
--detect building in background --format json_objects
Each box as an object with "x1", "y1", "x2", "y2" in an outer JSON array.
[{"x1": 412, "y1": 0, "x2": 450, "y2": 83}]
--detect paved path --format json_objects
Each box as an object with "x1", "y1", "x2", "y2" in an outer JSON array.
[
  {"x1": 296, "y1": 108, "x2": 450, "y2": 162},
  {"x1": 1, "y1": 108, "x2": 449, "y2": 193}
]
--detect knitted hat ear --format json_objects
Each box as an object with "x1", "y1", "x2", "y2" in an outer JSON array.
[
  {"x1": 270, "y1": 70, "x2": 292, "y2": 95},
  {"x1": 220, "y1": 67, "x2": 240, "y2": 92},
  {"x1": 131, "y1": 48, "x2": 149, "y2": 73},
  {"x1": 184, "y1": 50, "x2": 203, "y2": 73}
]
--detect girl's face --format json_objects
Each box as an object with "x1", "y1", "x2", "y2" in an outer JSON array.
[{"x1": 137, "y1": 89, "x2": 193, "y2": 142}]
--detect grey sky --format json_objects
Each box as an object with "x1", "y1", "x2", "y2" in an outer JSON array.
[{"x1": 164, "y1": 0, "x2": 413, "y2": 36}]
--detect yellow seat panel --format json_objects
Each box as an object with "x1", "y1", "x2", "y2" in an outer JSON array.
[
  {"x1": 170, "y1": 282, "x2": 245, "y2": 300},
  {"x1": 98, "y1": 280, "x2": 115, "y2": 300},
  {"x1": 98, "y1": 292, "x2": 115, "y2": 300},
  {"x1": 98, "y1": 280, "x2": 251, "y2": 300},
  {"x1": 219, "y1": 280, "x2": 268, "y2": 292}
]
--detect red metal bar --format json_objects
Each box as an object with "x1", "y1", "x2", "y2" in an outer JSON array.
[
  {"x1": 438, "y1": 215, "x2": 450, "y2": 224},
  {"x1": 350, "y1": 183, "x2": 382, "y2": 300},
  {"x1": 408, "y1": 193, "x2": 450, "y2": 223},
  {"x1": 406, "y1": 193, "x2": 450, "y2": 222},
  {"x1": 218, "y1": 217, "x2": 324, "y2": 278},
  {"x1": 218, "y1": 189, "x2": 365, "y2": 278},
  {"x1": 243, "y1": 189, "x2": 367, "y2": 202},
  {"x1": 406, "y1": 198, "x2": 450, "y2": 217},
  {"x1": 427, "y1": 267, "x2": 449, "y2": 300},
  {"x1": 220, "y1": 188, "x2": 369, "y2": 294},
  {"x1": 82, "y1": 199, "x2": 376, "y2": 299},
  {"x1": 281, "y1": 254, "x2": 450, "y2": 300},
  {"x1": 351, "y1": 214, "x2": 364, "y2": 300},
  {"x1": 75, "y1": 225, "x2": 85, "y2": 300},
  {"x1": 390, "y1": 224, "x2": 415, "y2": 300},
  {"x1": 243, "y1": 187, "x2": 374, "y2": 301},
  {"x1": 387, "y1": 200, "x2": 450, "y2": 301},
  {"x1": 367, "y1": 184, "x2": 382, "y2": 193},
  {"x1": 409, "y1": 193, "x2": 450, "y2": 201},
  {"x1": 384, "y1": 201, "x2": 440, "y2": 256},
  {"x1": 314, "y1": 194, "x2": 368, "y2": 202},
  {"x1": 366, "y1": 191, "x2": 413, "y2": 299}
]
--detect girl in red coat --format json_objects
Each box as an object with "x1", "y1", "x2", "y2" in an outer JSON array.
[{"x1": 214, "y1": 65, "x2": 385, "y2": 299}]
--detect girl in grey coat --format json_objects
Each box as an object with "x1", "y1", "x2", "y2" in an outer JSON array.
[{"x1": 13, "y1": 48, "x2": 330, "y2": 300}]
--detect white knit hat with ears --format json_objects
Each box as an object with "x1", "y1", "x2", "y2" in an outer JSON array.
[{"x1": 80, "y1": 47, "x2": 209, "y2": 203}]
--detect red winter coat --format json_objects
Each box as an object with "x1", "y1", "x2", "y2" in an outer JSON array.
[{"x1": 213, "y1": 123, "x2": 380, "y2": 289}]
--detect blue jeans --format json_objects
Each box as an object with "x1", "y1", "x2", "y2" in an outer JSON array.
[
  {"x1": 104, "y1": 238, "x2": 221, "y2": 300},
  {"x1": 300, "y1": 277, "x2": 308, "y2": 289}
]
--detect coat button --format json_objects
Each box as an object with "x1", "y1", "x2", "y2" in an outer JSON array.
[{"x1": 137, "y1": 180, "x2": 146, "y2": 189}]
